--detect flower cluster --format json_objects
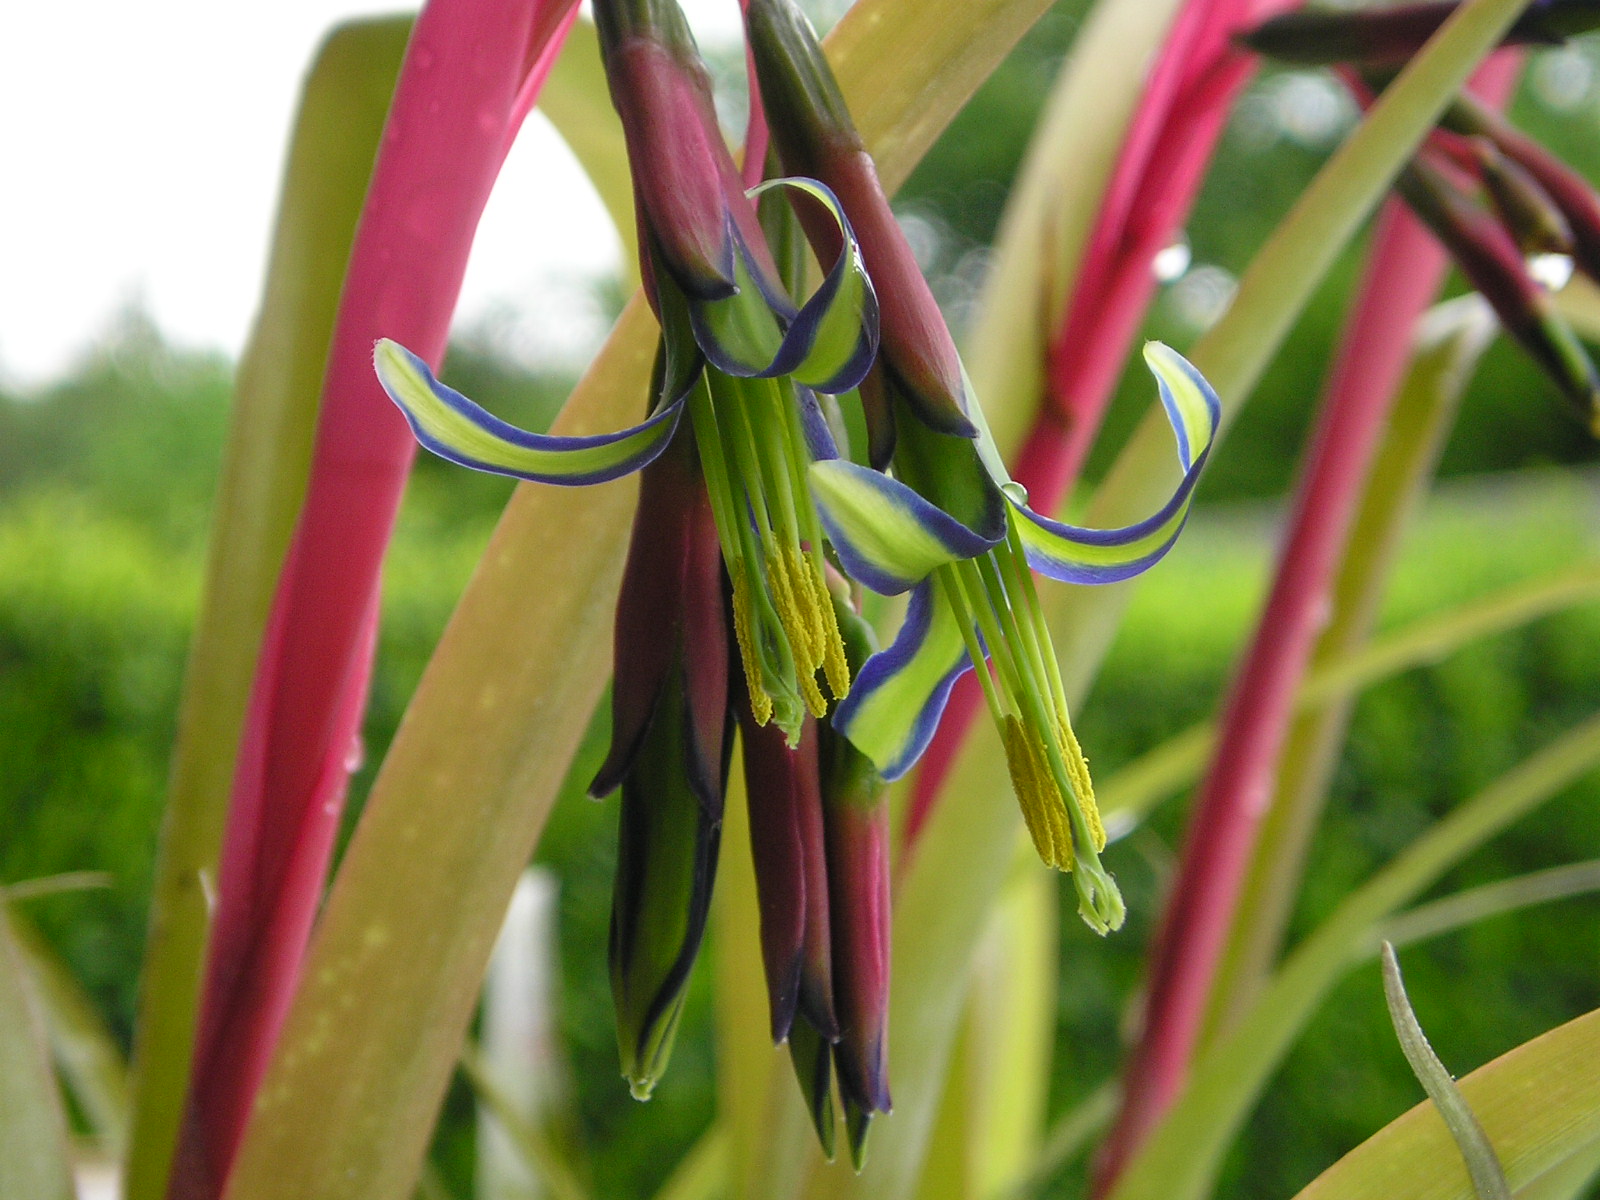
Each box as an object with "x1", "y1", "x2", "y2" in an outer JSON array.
[
  {"x1": 1245, "y1": 0, "x2": 1600, "y2": 430},
  {"x1": 374, "y1": 0, "x2": 1219, "y2": 1164}
]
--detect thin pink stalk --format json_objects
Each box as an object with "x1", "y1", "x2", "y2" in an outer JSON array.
[
  {"x1": 1092, "y1": 56, "x2": 1520, "y2": 1196},
  {"x1": 169, "y1": 3, "x2": 579, "y2": 1197},
  {"x1": 907, "y1": 0, "x2": 1294, "y2": 843}
]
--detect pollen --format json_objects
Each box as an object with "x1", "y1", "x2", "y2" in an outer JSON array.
[
  {"x1": 730, "y1": 563, "x2": 774, "y2": 726},
  {"x1": 804, "y1": 554, "x2": 852, "y2": 703},
  {"x1": 1057, "y1": 716, "x2": 1106, "y2": 852},
  {"x1": 1001, "y1": 715, "x2": 1072, "y2": 871},
  {"x1": 769, "y1": 547, "x2": 834, "y2": 719}
]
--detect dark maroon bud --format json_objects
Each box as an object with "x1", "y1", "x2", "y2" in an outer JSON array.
[
  {"x1": 738, "y1": 709, "x2": 839, "y2": 1043},
  {"x1": 592, "y1": 428, "x2": 735, "y2": 1099},
  {"x1": 1400, "y1": 157, "x2": 1600, "y2": 432},
  {"x1": 1240, "y1": 2, "x2": 1586, "y2": 67}
]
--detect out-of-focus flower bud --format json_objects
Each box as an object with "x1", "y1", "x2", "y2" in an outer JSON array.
[
  {"x1": 1240, "y1": 1, "x2": 1596, "y2": 67},
  {"x1": 1445, "y1": 92, "x2": 1600, "y2": 284},
  {"x1": 1399, "y1": 157, "x2": 1600, "y2": 432},
  {"x1": 1471, "y1": 137, "x2": 1575, "y2": 257}
]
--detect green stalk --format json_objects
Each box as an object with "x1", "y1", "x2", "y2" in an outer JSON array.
[
  {"x1": 1096, "y1": 557, "x2": 1600, "y2": 826},
  {"x1": 1291, "y1": 1005, "x2": 1600, "y2": 1200},
  {"x1": 1377, "y1": 858, "x2": 1600, "y2": 950},
  {"x1": 9, "y1": 912, "x2": 131, "y2": 1153},
  {"x1": 1107, "y1": 711, "x2": 1600, "y2": 1200},
  {"x1": 1381, "y1": 944, "x2": 1513, "y2": 1200},
  {"x1": 124, "y1": 21, "x2": 410, "y2": 1200},
  {"x1": 459, "y1": 1045, "x2": 592, "y2": 1200},
  {"x1": 0, "y1": 909, "x2": 74, "y2": 1200}
]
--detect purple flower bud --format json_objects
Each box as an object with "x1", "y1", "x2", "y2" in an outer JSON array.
[
  {"x1": 744, "y1": 0, "x2": 977, "y2": 441},
  {"x1": 819, "y1": 725, "x2": 891, "y2": 1124},
  {"x1": 1241, "y1": 2, "x2": 1585, "y2": 66},
  {"x1": 593, "y1": 430, "x2": 734, "y2": 1099},
  {"x1": 739, "y1": 708, "x2": 839, "y2": 1043},
  {"x1": 820, "y1": 602, "x2": 892, "y2": 1135},
  {"x1": 1400, "y1": 156, "x2": 1600, "y2": 430},
  {"x1": 599, "y1": 26, "x2": 740, "y2": 299}
]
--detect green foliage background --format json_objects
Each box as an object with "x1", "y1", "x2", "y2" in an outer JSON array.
[{"x1": 3, "y1": 7, "x2": 1599, "y2": 1198}]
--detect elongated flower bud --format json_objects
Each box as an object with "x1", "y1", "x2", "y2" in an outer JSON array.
[
  {"x1": 739, "y1": 707, "x2": 839, "y2": 1043},
  {"x1": 1240, "y1": 1, "x2": 1594, "y2": 66},
  {"x1": 594, "y1": 430, "x2": 733, "y2": 1099},
  {"x1": 743, "y1": 0, "x2": 976, "y2": 441},
  {"x1": 1445, "y1": 92, "x2": 1600, "y2": 284},
  {"x1": 1399, "y1": 158, "x2": 1600, "y2": 431},
  {"x1": 820, "y1": 600, "x2": 892, "y2": 1167},
  {"x1": 596, "y1": 0, "x2": 767, "y2": 301}
]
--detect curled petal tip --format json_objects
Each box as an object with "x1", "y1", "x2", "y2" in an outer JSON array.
[
  {"x1": 374, "y1": 337, "x2": 683, "y2": 485},
  {"x1": 1012, "y1": 344, "x2": 1218, "y2": 584},
  {"x1": 691, "y1": 179, "x2": 880, "y2": 394}
]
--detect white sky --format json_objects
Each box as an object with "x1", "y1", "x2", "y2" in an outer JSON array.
[{"x1": 0, "y1": 0, "x2": 744, "y2": 389}]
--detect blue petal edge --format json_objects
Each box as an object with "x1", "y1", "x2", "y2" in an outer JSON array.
[
  {"x1": 831, "y1": 583, "x2": 972, "y2": 780},
  {"x1": 375, "y1": 340, "x2": 683, "y2": 486},
  {"x1": 810, "y1": 460, "x2": 1000, "y2": 596}
]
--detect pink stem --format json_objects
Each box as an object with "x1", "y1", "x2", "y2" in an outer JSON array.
[
  {"x1": 906, "y1": 0, "x2": 1291, "y2": 844},
  {"x1": 739, "y1": 0, "x2": 771, "y2": 189},
  {"x1": 1092, "y1": 55, "x2": 1520, "y2": 1197},
  {"x1": 170, "y1": 4, "x2": 579, "y2": 1197}
]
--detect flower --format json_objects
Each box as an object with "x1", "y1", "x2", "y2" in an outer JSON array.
[
  {"x1": 745, "y1": 0, "x2": 1222, "y2": 932},
  {"x1": 807, "y1": 345, "x2": 1219, "y2": 934},
  {"x1": 377, "y1": 0, "x2": 1217, "y2": 1136},
  {"x1": 374, "y1": 0, "x2": 885, "y2": 1103},
  {"x1": 377, "y1": 0, "x2": 880, "y2": 746}
]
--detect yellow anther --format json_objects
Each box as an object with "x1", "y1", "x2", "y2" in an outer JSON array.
[
  {"x1": 1001, "y1": 716, "x2": 1072, "y2": 871},
  {"x1": 799, "y1": 669, "x2": 829, "y2": 719},
  {"x1": 805, "y1": 555, "x2": 852, "y2": 703},
  {"x1": 1058, "y1": 717, "x2": 1106, "y2": 852},
  {"x1": 767, "y1": 552, "x2": 811, "y2": 663},
  {"x1": 730, "y1": 564, "x2": 773, "y2": 726}
]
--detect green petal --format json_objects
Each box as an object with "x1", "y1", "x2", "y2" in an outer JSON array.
[
  {"x1": 691, "y1": 178, "x2": 878, "y2": 394},
  {"x1": 809, "y1": 459, "x2": 996, "y2": 595},
  {"x1": 374, "y1": 339, "x2": 682, "y2": 485},
  {"x1": 829, "y1": 582, "x2": 971, "y2": 779},
  {"x1": 1012, "y1": 341, "x2": 1220, "y2": 582}
]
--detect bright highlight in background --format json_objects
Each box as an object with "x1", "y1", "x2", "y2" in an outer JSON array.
[{"x1": 0, "y1": 0, "x2": 742, "y2": 389}]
